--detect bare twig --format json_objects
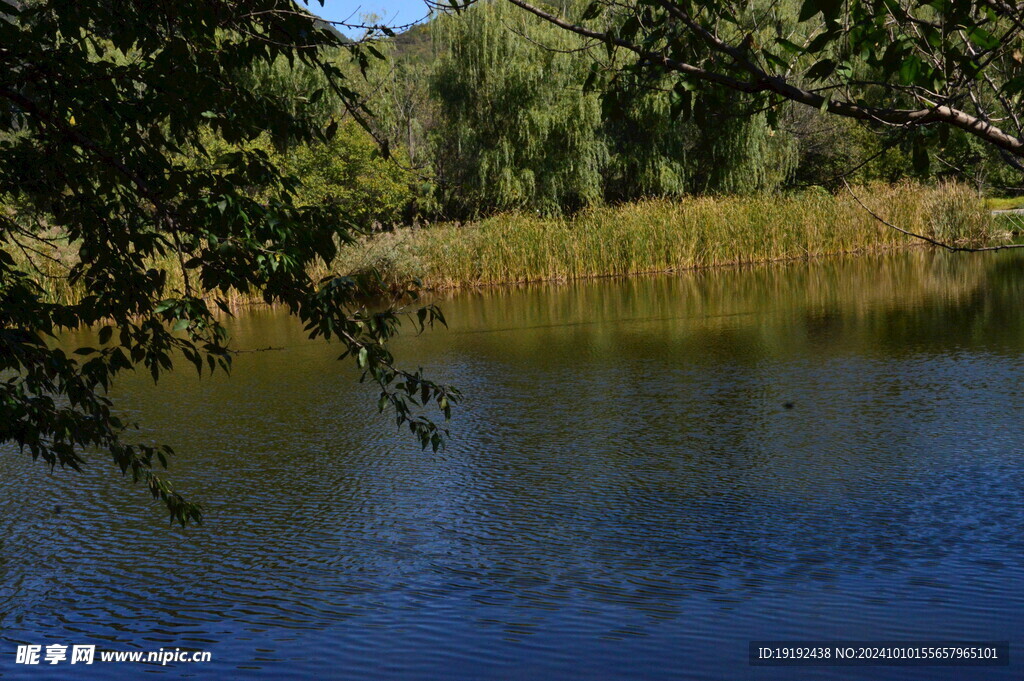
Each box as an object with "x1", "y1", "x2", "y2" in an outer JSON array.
[{"x1": 843, "y1": 178, "x2": 1024, "y2": 252}]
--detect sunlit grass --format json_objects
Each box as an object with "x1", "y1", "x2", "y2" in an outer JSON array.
[
  {"x1": 12, "y1": 182, "x2": 1008, "y2": 306},
  {"x1": 986, "y1": 195, "x2": 1024, "y2": 211},
  {"x1": 337, "y1": 182, "x2": 1003, "y2": 290}
]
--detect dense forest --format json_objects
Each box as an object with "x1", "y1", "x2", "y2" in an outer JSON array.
[{"x1": 242, "y1": 0, "x2": 1023, "y2": 225}]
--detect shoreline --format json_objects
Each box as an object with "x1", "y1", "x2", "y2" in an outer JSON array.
[
  {"x1": 411, "y1": 241, "x2": 944, "y2": 293},
  {"x1": 333, "y1": 182, "x2": 1006, "y2": 296},
  {"x1": 14, "y1": 182, "x2": 1016, "y2": 308}
]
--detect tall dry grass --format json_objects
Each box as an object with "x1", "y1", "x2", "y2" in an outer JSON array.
[
  {"x1": 337, "y1": 182, "x2": 1000, "y2": 290},
  {"x1": 10, "y1": 182, "x2": 1005, "y2": 305}
]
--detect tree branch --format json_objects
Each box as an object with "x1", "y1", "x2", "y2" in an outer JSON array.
[
  {"x1": 502, "y1": 0, "x2": 1024, "y2": 158},
  {"x1": 842, "y1": 179, "x2": 1024, "y2": 253}
]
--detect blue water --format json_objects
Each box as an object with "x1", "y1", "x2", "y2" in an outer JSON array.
[{"x1": 1, "y1": 250, "x2": 1023, "y2": 679}]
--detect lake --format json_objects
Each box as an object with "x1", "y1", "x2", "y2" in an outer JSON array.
[{"x1": 2, "y1": 248, "x2": 1024, "y2": 679}]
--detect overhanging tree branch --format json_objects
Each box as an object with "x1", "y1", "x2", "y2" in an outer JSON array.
[
  {"x1": 843, "y1": 179, "x2": 1024, "y2": 252},
  {"x1": 502, "y1": 0, "x2": 1024, "y2": 159}
]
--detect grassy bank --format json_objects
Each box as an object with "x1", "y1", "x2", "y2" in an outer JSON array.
[
  {"x1": 11, "y1": 182, "x2": 1010, "y2": 306},
  {"x1": 336, "y1": 182, "x2": 1001, "y2": 291},
  {"x1": 986, "y1": 195, "x2": 1024, "y2": 211}
]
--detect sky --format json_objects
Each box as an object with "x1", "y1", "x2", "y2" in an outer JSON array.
[{"x1": 307, "y1": 0, "x2": 434, "y2": 37}]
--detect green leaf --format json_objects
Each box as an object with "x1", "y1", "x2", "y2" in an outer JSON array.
[
  {"x1": 776, "y1": 38, "x2": 805, "y2": 55},
  {"x1": 1002, "y1": 75, "x2": 1024, "y2": 96},
  {"x1": 806, "y1": 34, "x2": 833, "y2": 55},
  {"x1": 154, "y1": 299, "x2": 177, "y2": 314},
  {"x1": 799, "y1": 0, "x2": 822, "y2": 22},
  {"x1": 820, "y1": 0, "x2": 843, "y2": 21},
  {"x1": 806, "y1": 58, "x2": 837, "y2": 81},
  {"x1": 899, "y1": 56, "x2": 922, "y2": 85},
  {"x1": 580, "y1": 1, "x2": 603, "y2": 21},
  {"x1": 965, "y1": 26, "x2": 999, "y2": 51}
]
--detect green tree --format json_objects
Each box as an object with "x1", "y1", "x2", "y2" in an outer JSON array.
[
  {"x1": 597, "y1": 2, "x2": 799, "y2": 198},
  {"x1": 501, "y1": 0, "x2": 1024, "y2": 175},
  {"x1": 0, "y1": 0, "x2": 456, "y2": 524},
  {"x1": 190, "y1": 122, "x2": 414, "y2": 231},
  {"x1": 431, "y1": 0, "x2": 608, "y2": 216},
  {"x1": 284, "y1": 121, "x2": 413, "y2": 229},
  {"x1": 600, "y1": 71, "x2": 797, "y2": 198}
]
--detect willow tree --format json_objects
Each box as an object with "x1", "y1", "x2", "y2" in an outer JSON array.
[
  {"x1": 500, "y1": 0, "x2": 1024, "y2": 176},
  {"x1": 228, "y1": 45, "x2": 417, "y2": 229},
  {"x1": 431, "y1": 0, "x2": 608, "y2": 216},
  {"x1": 601, "y1": 71, "x2": 797, "y2": 198},
  {"x1": 598, "y1": 3, "x2": 799, "y2": 199},
  {"x1": 430, "y1": 0, "x2": 800, "y2": 214},
  {"x1": 0, "y1": 0, "x2": 455, "y2": 524}
]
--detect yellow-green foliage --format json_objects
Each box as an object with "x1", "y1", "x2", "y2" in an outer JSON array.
[
  {"x1": 189, "y1": 121, "x2": 413, "y2": 231},
  {"x1": 986, "y1": 196, "x2": 1024, "y2": 211},
  {"x1": 430, "y1": 0, "x2": 607, "y2": 217},
  {"x1": 280, "y1": 122, "x2": 413, "y2": 230},
  {"x1": 335, "y1": 182, "x2": 1000, "y2": 289},
  {"x1": 12, "y1": 182, "x2": 1002, "y2": 306}
]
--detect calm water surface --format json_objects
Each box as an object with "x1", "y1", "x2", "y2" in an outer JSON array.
[{"x1": 2, "y1": 249, "x2": 1024, "y2": 679}]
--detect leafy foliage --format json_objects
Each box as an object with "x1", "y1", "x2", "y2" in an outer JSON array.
[
  {"x1": 192, "y1": 123, "x2": 414, "y2": 232},
  {"x1": 431, "y1": 0, "x2": 608, "y2": 216},
  {"x1": 501, "y1": 0, "x2": 1024, "y2": 179},
  {"x1": 428, "y1": 0, "x2": 800, "y2": 215},
  {"x1": 0, "y1": 0, "x2": 457, "y2": 524},
  {"x1": 283, "y1": 122, "x2": 414, "y2": 229}
]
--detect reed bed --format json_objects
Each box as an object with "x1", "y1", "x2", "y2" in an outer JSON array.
[
  {"x1": 338, "y1": 182, "x2": 1000, "y2": 290},
  {"x1": 11, "y1": 182, "x2": 1006, "y2": 305}
]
